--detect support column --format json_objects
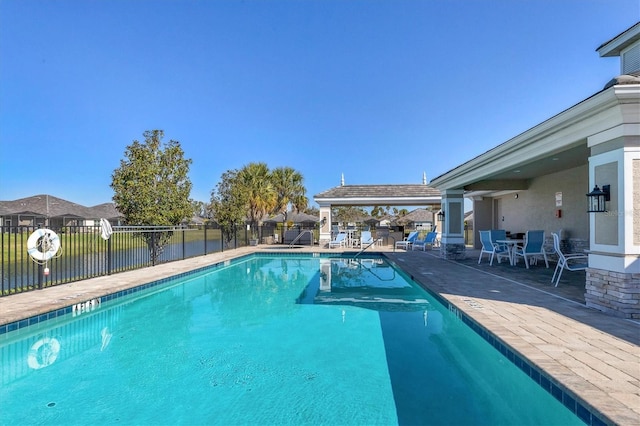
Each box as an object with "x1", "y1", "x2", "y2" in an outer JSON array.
[
  {"x1": 440, "y1": 189, "x2": 466, "y2": 259},
  {"x1": 318, "y1": 205, "x2": 332, "y2": 247},
  {"x1": 586, "y1": 129, "x2": 640, "y2": 319}
]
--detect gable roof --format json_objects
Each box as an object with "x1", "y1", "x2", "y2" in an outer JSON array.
[
  {"x1": 394, "y1": 208, "x2": 434, "y2": 225},
  {"x1": 596, "y1": 22, "x2": 640, "y2": 57},
  {"x1": 0, "y1": 194, "x2": 122, "y2": 219},
  {"x1": 86, "y1": 203, "x2": 122, "y2": 220}
]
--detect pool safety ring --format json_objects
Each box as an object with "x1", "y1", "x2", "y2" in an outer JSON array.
[
  {"x1": 27, "y1": 337, "x2": 60, "y2": 369},
  {"x1": 99, "y1": 218, "x2": 112, "y2": 240},
  {"x1": 27, "y1": 229, "x2": 60, "y2": 262}
]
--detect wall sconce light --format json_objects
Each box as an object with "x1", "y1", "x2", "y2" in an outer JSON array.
[
  {"x1": 586, "y1": 184, "x2": 610, "y2": 213},
  {"x1": 437, "y1": 210, "x2": 445, "y2": 222},
  {"x1": 321, "y1": 217, "x2": 327, "y2": 226}
]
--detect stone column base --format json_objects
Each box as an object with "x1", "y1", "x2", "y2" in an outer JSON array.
[
  {"x1": 585, "y1": 267, "x2": 640, "y2": 319},
  {"x1": 440, "y1": 243, "x2": 466, "y2": 260}
]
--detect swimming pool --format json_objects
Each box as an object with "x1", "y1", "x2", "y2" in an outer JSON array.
[{"x1": 0, "y1": 254, "x2": 584, "y2": 425}]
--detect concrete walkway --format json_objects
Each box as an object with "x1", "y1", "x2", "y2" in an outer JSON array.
[{"x1": 1, "y1": 245, "x2": 638, "y2": 425}]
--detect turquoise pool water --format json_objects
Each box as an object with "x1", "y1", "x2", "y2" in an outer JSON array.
[{"x1": 0, "y1": 255, "x2": 583, "y2": 425}]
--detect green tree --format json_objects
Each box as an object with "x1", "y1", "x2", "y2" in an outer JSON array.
[
  {"x1": 271, "y1": 166, "x2": 308, "y2": 229},
  {"x1": 237, "y1": 162, "x2": 276, "y2": 239},
  {"x1": 371, "y1": 206, "x2": 386, "y2": 218},
  {"x1": 332, "y1": 206, "x2": 369, "y2": 224},
  {"x1": 111, "y1": 130, "x2": 192, "y2": 261},
  {"x1": 210, "y1": 169, "x2": 247, "y2": 246},
  {"x1": 304, "y1": 206, "x2": 319, "y2": 216}
]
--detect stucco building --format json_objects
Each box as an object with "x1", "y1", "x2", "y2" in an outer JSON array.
[{"x1": 430, "y1": 23, "x2": 640, "y2": 318}]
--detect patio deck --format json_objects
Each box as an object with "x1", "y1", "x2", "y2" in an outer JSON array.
[{"x1": 0, "y1": 244, "x2": 638, "y2": 425}]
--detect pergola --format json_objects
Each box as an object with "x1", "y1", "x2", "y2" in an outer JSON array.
[{"x1": 313, "y1": 182, "x2": 441, "y2": 246}]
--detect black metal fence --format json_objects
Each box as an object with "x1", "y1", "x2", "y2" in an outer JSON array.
[{"x1": 0, "y1": 223, "x2": 255, "y2": 297}]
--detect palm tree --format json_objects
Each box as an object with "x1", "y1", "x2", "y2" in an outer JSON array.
[
  {"x1": 271, "y1": 166, "x2": 308, "y2": 228},
  {"x1": 238, "y1": 162, "x2": 276, "y2": 239}
]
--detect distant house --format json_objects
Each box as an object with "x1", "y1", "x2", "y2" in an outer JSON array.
[
  {"x1": 264, "y1": 212, "x2": 319, "y2": 226},
  {"x1": 0, "y1": 194, "x2": 123, "y2": 230},
  {"x1": 464, "y1": 210, "x2": 474, "y2": 230},
  {"x1": 394, "y1": 208, "x2": 436, "y2": 231},
  {"x1": 183, "y1": 216, "x2": 206, "y2": 226}
]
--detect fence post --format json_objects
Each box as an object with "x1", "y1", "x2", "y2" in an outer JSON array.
[
  {"x1": 37, "y1": 263, "x2": 43, "y2": 290},
  {"x1": 234, "y1": 224, "x2": 238, "y2": 249},
  {"x1": 204, "y1": 225, "x2": 208, "y2": 255},
  {"x1": 36, "y1": 225, "x2": 44, "y2": 290},
  {"x1": 107, "y1": 237, "x2": 112, "y2": 276},
  {"x1": 182, "y1": 227, "x2": 186, "y2": 260},
  {"x1": 152, "y1": 231, "x2": 156, "y2": 266}
]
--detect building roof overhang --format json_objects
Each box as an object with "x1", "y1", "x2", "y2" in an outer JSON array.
[
  {"x1": 596, "y1": 22, "x2": 640, "y2": 57},
  {"x1": 429, "y1": 84, "x2": 640, "y2": 195}
]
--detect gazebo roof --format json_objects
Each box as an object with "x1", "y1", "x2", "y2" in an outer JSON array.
[{"x1": 314, "y1": 184, "x2": 441, "y2": 207}]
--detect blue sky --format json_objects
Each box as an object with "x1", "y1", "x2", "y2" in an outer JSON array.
[{"x1": 1, "y1": 0, "x2": 638, "y2": 208}]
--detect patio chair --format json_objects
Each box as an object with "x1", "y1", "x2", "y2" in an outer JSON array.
[
  {"x1": 412, "y1": 231, "x2": 438, "y2": 251},
  {"x1": 490, "y1": 229, "x2": 507, "y2": 246},
  {"x1": 513, "y1": 230, "x2": 549, "y2": 268},
  {"x1": 478, "y1": 230, "x2": 510, "y2": 265},
  {"x1": 551, "y1": 232, "x2": 588, "y2": 287},
  {"x1": 395, "y1": 231, "x2": 419, "y2": 250},
  {"x1": 329, "y1": 232, "x2": 347, "y2": 248},
  {"x1": 359, "y1": 231, "x2": 375, "y2": 247},
  {"x1": 331, "y1": 225, "x2": 341, "y2": 240}
]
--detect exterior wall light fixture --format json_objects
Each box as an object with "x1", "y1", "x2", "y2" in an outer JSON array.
[{"x1": 586, "y1": 185, "x2": 610, "y2": 213}]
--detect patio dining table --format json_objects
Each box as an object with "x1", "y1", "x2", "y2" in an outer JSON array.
[{"x1": 496, "y1": 239, "x2": 524, "y2": 266}]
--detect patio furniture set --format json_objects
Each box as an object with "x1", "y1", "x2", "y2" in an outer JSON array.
[
  {"x1": 328, "y1": 227, "x2": 379, "y2": 249},
  {"x1": 394, "y1": 230, "x2": 439, "y2": 251},
  {"x1": 478, "y1": 229, "x2": 588, "y2": 286}
]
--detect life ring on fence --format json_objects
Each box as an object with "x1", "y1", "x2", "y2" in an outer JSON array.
[
  {"x1": 27, "y1": 337, "x2": 60, "y2": 369},
  {"x1": 99, "y1": 218, "x2": 113, "y2": 240},
  {"x1": 26, "y1": 229, "x2": 60, "y2": 262}
]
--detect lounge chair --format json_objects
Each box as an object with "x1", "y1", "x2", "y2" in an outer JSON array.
[
  {"x1": 331, "y1": 225, "x2": 341, "y2": 240},
  {"x1": 412, "y1": 232, "x2": 437, "y2": 251},
  {"x1": 359, "y1": 231, "x2": 375, "y2": 247},
  {"x1": 551, "y1": 232, "x2": 588, "y2": 286},
  {"x1": 329, "y1": 232, "x2": 347, "y2": 248},
  {"x1": 478, "y1": 230, "x2": 510, "y2": 265},
  {"x1": 395, "y1": 231, "x2": 419, "y2": 250},
  {"x1": 513, "y1": 230, "x2": 549, "y2": 268}
]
